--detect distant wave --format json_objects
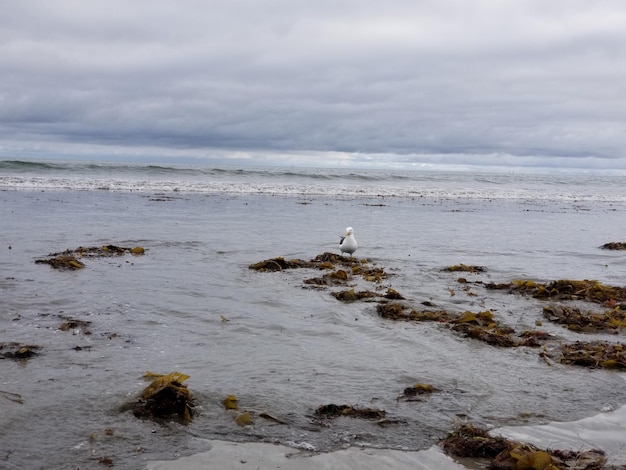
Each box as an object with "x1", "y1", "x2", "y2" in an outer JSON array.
[{"x1": 1, "y1": 159, "x2": 625, "y2": 202}]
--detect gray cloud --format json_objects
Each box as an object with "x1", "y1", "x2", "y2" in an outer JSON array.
[{"x1": 1, "y1": 0, "x2": 626, "y2": 170}]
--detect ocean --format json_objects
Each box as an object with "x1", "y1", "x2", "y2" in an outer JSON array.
[{"x1": 1, "y1": 160, "x2": 626, "y2": 469}]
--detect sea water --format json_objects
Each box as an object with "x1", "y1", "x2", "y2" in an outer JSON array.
[{"x1": 1, "y1": 161, "x2": 626, "y2": 469}]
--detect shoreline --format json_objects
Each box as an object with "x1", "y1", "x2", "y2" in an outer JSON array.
[
  {"x1": 146, "y1": 441, "x2": 467, "y2": 470},
  {"x1": 147, "y1": 400, "x2": 626, "y2": 469}
]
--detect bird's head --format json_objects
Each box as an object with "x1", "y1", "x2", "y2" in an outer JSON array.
[{"x1": 345, "y1": 227, "x2": 354, "y2": 236}]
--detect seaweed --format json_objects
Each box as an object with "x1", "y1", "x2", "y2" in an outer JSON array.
[
  {"x1": 543, "y1": 304, "x2": 626, "y2": 333},
  {"x1": 58, "y1": 316, "x2": 93, "y2": 335},
  {"x1": 35, "y1": 254, "x2": 85, "y2": 270},
  {"x1": 601, "y1": 242, "x2": 626, "y2": 250},
  {"x1": 312, "y1": 252, "x2": 362, "y2": 266},
  {"x1": 406, "y1": 308, "x2": 456, "y2": 322},
  {"x1": 235, "y1": 412, "x2": 253, "y2": 426},
  {"x1": 333, "y1": 288, "x2": 379, "y2": 302},
  {"x1": 127, "y1": 371, "x2": 195, "y2": 423},
  {"x1": 440, "y1": 423, "x2": 511, "y2": 459},
  {"x1": 376, "y1": 302, "x2": 408, "y2": 319},
  {"x1": 0, "y1": 342, "x2": 41, "y2": 360},
  {"x1": 355, "y1": 265, "x2": 389, "y2": 282},
  {"x1": 440, "y1": 423, "x2": 608, "y2": 469},
  {"x1": 304, "y1": 270, "x2": 349, "y2": 286},
  {"x1": 485, "y1": 279, "x2": 626, "y2": 304},
  {"x1": 314, "y1": 404, "x2": 386, "y2": 420},
  {"x1": 36, "y1": 245, "x2": 145, "y2": 270},
  {"x1": 249, "y1": 257, "x2": 314, "y2": 271},
  {"x1": 554, "y1": 341, "x2": 626, "y2": 369},
  {"x1": 398, "y1": 383, "x2": 438, "y2": 401},
  {"x1": 222, "y1": 395, "x2": 238, "y2": 410},
  {"x1": 443, "y1": 264, "x2": 486, "y2": 273}
]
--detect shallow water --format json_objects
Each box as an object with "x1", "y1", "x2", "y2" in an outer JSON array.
[{"x1": 2, "y1": 186, "x2": 626, "y2": 469}]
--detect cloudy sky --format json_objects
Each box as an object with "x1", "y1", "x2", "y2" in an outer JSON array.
[{"x1": 1, "y1": 1, "x2": 625, "y2": 171}]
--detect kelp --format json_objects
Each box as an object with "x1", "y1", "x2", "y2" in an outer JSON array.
[
  {"x1": 312, "y1": 252, "x2": 363, "y2": 266},
  {"x1": 235, "y1": 411, "x2": 253, "y2": 426},
  {"x1": 443, "y1": 264, "x2": 486, "y2": 273},
  {"x1": 553, "y1": 341, "x2": 626, "y2": 369},
  {"x1": 250, "y1": 252, "x2": 386, "y2": 282},
  {"x1": 58, "y1": 316, "x2": 92, "y2": 335},
  {"x1": 249, "y1": 257, "x2": 314, "y2": 271},
  {"x1": 601, "y1": 242, "x2": 626, "y2": 250},
  {"x1": 485, "y1": 279, "x2": 626, "y2": 304},
  {"x1": 398, "y1": 383, "x2": 438, "y2": 401},
  {"x1": 384, "y1": 288, "x2": 405, "y2": 300},
  {"x1": 222, "y1": 395, "x2": 238, "y2": 410},
  {"x1": 440, "y1": 423, "x2": 607, "y2": 469},
  {"x1": 377, "y1": 302, "x2": 443, "y2": 321},
  {"x1": 36, "y1": 244, "x2": 145, "y2": 270},
  {"x1": 333, "y1": 288, "x2": 379, "y2": 302},
  {"x1": 376, "y1": 302, "x2": 408, "y2": 319},
  {"x1": 0, "y1": 342, "x2": 41, "y2": 360},
  {"x1": 315, "y1": 404, "x2": 386, "y2": 420},
  {"x1": 0, "y1": 389, "x2": 24, "y2": 404},
  {"x1": 304, "y1": 269, "x2": 349, "y2": 286},
  {"x1": 377, "y1": 305, "x2": 549, "y2": 348},
  {"x1": 128, "y1": 371, "x2": 195, "y2": 423},
  {"x1": 354, "y1": 265, "x2": 389, "y2": 282},
  {"x1": 453, "y1": 325, "x2": 520, "y2": 348},
  {"x1": 35, "y1": 254, "x2": 85, "y2": 270},
  {"x1": 441, "y1": 423, "x2": 511, "y2": 459},
  {"x1": 543, "y1": 304, "x2": 626, "y2": 333}
]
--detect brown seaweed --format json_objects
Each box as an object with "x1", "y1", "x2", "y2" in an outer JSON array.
[
  {"x1": 485, "y1": 279, "x2": 626, "y2": 304},
  {"x1": 58, "y1": 316, "x2": 93, "y2": 335},
  {"x1": 440, "y1": 423, "x2": 608, "y2": 469},
  {"x1": 35, "y1": 254, "x2": 85, "y2": 270},
  {"x1": 0, "y1": 342, "x2": 41, "y2": 360},
  {"x1": 554, "y1": 341, "x2": 626, "y2": 369},
  {"x1": 314, "y1": 404, "x2": 386, "y2": 420},
  {"x1": 333, "y1": 288, "x2": 380, "y2": 302},
  {"x1": 601, "y1": 242, "x2": 626, "y2": 250},
  {"x1": 127, "y1": 371, "x2": 195, "y2": 423},
  {"x1": 249, "y1": 257, "x2": 314, "y2": 271},
  {"x1": 443, "y1": 264, "x2": 486, "y2": 273},
  {"x1": 543, "y1": 304, "x2": 626, "y2": 333},
  {"x1": 36, "y1": 245, "x2": 145, "y2": 270},
  {"x1": 398, "y1": 383, "x2": 438, "y2": 401}
]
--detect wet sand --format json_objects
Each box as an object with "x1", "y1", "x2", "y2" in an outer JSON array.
[
  {"x1": 147, "y1": 401, "x2": 626, "y2": 469},
  {"x1": 146, "y1": 441, "x2": 466, "y2": 470}
]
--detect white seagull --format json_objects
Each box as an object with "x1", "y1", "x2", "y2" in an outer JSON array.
[{"x1": 339, "y1": 226, "x2": 358, "y2": 257}]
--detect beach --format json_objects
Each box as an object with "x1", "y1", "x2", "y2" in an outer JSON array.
[{"x1": 2, "y1": 162, "x2": 626, "y2": 469}]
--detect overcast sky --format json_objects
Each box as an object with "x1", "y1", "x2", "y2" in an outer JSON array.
[{"x1": 1, "y1": 1, "x2": 625, "y2": 171}]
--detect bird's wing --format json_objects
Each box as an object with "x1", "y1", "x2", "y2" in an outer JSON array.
[{"x1": 339, "y1": 236, "x2": 345, "y2": 244}]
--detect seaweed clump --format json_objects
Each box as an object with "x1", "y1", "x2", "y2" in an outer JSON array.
[
  {"x1": 377, "y1": 305, "x2": 547, "y2": 348},
  {"x1": 443, "y1": 264, "x2": 486, "y2": 273},
  {"x1": 486, "y1": 279, "x2": 626, "y2": 304},
  {"x1": 554, "y1": 341, "x2": 626, "y2": 369},
  {"x1": 543, "y1": 304, "x2": 626, "y2": 333},
  {"x1": 35, "y1": 254, "x2": 85, "y2": 270},
  {"x1": 58, "y1": 316, "x2": 92, "y2": 335},
  {"x1": 248, "y1": 257, "x2": 314, "y2": 271},
  {"x1": 440, "y1": 423, "x2": 608, "y2": 469},
  {"x1": 332, "y1": 288, "x2": 379, "y2": 302},
  {"x1": 36, "y1": 245, "x2": 145, "y2": 270},
  {"x1": 0, "y1": 342, "x2": 41, "y2": 360},
  {"x1": 601, "y1": 242, "x2": 626, "y2": 250},
  {"x1": 440, "y1": 423, "x2": 510, "y2": 460},
  {"x1": 315, "y1": 404, "x2": 386, "y2": 420},
  {"x1": 127, "y1": 371, "x2": 195, "y2": 423},
  {"x1": 398, "y1": 383, "x2": 438, "y2": 401}
]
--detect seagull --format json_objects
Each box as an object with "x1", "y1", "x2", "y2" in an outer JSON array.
[{"x1": 339, "y1": 226, "x2": 358, "y2": 257}]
